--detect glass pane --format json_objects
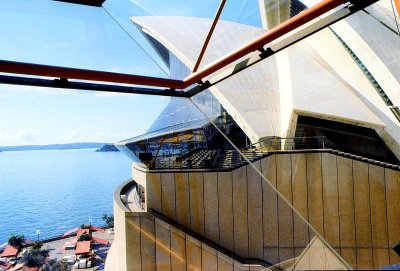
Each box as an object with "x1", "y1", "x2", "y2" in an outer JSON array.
[
  {"x1": 0, "y1": 0, "x2": 167, "y2": 77},
  {"x1": 0, "y1": 83, "x2": 168, "y2": 242},
  {"x1": 189, "y1": 90, "x2": 351, "y2": 270}
]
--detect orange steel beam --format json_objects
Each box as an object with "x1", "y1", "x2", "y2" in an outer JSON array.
[
  {"x1": 395, "y1": 0, "x2": 400, "y2": 20},
  {"x1": 183, "y1": 0, "x2": 348, "y2": 87},
  {"x1": 192, "y1": 0, "x2": 226, "y2": 72},
  {"x1": 0, "y1": 60, "x2": 184, "y2": 89},
  {"x1": 0, "y1": 0, "x2": 348, "y2": 91}
]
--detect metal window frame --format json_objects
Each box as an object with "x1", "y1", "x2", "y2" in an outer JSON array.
[
  {"x1": 52, "y1": 0, "x2": 106, "y2": 7},
  {"x1": 395, "y1": 0, "x2": 400, "y2": 20},
  {"x1": 192, "y1": 0, "x2": 226, "y2": 72},
  {"x1": 0, "y1": 0, "x2": 378, "y2": 97}
]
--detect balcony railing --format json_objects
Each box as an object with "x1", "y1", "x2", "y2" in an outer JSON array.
[{"x1": 134, "y1": 136, "x2": 329, "y2": 170}]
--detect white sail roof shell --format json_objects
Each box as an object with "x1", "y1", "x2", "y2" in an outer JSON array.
[{"x1": 131, "y1": 15, "x2": 400, "y2": 157}]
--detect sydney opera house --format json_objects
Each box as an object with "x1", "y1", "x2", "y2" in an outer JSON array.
[
  {"x1": 1, "y1": 0, "x2": 400, "y2": 270},
  {"x1": 108, "y1": 0, "x2": 400, "y2": 270}
]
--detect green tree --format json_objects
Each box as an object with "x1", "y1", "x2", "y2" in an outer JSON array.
[
  {"x1": 77, "y1": 232, "x2": 91, "y2": 242},
  {"x1": 44, "y1": 259, "x2": 71, "y2": 271},
  {"x1": 102, "y1": 213, "x2": 114, "y2": 227},
  {"x1": 32, "y1": 241, "x2": 43, "y2": 250},
  {"x1": 80, "y1": 224, "x2": 90, "y2": 229},
  {"x1": 7, "y1": 233, "x2": 25, "y2": 247},
  {"x1": 22, "y1": 248, "x2": 49, "y2": 268}
]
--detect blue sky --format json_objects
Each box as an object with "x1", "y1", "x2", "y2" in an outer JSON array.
[{"x1": 0, "y1": 0, "x2": 260, "y2": 146}]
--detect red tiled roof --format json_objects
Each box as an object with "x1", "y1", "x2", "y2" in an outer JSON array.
[
  {"x1": 62, "y1": 227, "x2": 78, "y2": 238},
  {"x1": 90, "y1": 226, "x2": 105, "y2": 233},
  {"x1": 91, "y1": 236, "x2": 109, "y2": 246},
  {"x1": 22, "y1": 266, "x2": 39, "y2": 271},
  {"x1": 8, "y1": 263, "x2": 24, "y2": 271},
  {"x1": 59, "y1": 238, "x2": 77, "y2": 251},
  {"x1": 75, "y1": 241, "x2": 91, "y2": 255},
  {"x1": 76, "y1": 229, "x2": 90, "y2": 237},
  {"x1": 1, "y1": 244, "x2": 19, "y2": 257},
  {"x1": 0, "y1": 260, "x2": 12, "y2": 269}
]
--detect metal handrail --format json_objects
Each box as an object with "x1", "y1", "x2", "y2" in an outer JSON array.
[{"x1": 136, "y1": 136, "x2": 330, "y2": 170}]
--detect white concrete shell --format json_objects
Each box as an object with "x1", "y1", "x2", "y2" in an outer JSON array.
[
  {"x1": 131, "y1": 11, "x2": 400, "y2": 158},
  {"x1": 132, "y1": 16, "x2": 281, "y2": 142}
]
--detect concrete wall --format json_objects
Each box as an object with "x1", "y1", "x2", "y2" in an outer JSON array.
[
  {"x1": 123, "y1": 212, "x2": 260, "y2": 271},
  {"x1": 105, "y1": 180, "x2": 130, "y2": 271},
  {"x1": 136, "y1": 151, "x2": 400, "y2": 270}
]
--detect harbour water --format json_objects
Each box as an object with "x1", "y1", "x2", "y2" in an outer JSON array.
[{"x1": 0, "y1": 148, "x2": 131, "y2": 243}]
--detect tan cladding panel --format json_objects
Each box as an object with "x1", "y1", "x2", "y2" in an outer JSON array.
[
  {"x1": 306, "y1": 153, "x2": 324, "y2": 238},
  {"x1": 135, "y1": 151, "x2": 399, "y2": 270},
  {"x1": 133, "y1": 167, "x2": 147, "y2": 188},
  {"x1": 261, "y1": 155, "x2": 279, "y2": 265},
  {"x1": 369, "y1": 164, "x2": 389, "y2": 268},
  {"x1": 161, "y1": 173, "x2": 176, "y2": 220},
  {"x1": 385, "y1": 168, "x2": 400, "y2": 265},
  {"x1": 203, "y1": 172, "x2": 220, "y2": 244},
  {"x1": 175, "y1": 172, "x2": 190, "y2": 229},
  {"x1": 232, "y1": 166, "x2": 249, "y2": 257},
  {"x1": 321, "y1": 153, "x2": 340, "y2": 248},
  {"x1": 217, "y1": 171, "x2": 234, "y2": 252},
  {"x1": 110, "y1": 196, "x2": 128, "y2": 271},
  {"x1": 186, "y1": 238, "x2": 202, "y2": 271},
  {"x1": 125, "y1": 216, "x2": 141, "y2": 271},
  {"x1": 155, "y1": 221, "x2": 171, "y2": 270},
  {"x1": 171, "y1": 230, "x2": 186, "y2": 271},
  {"x1": 146, "y1": 173, "x2": 162, "y2": 213},
  {"x1": 247, "y1": 161, "x2": 263, "y2": 259},
  {"x1": 202, "y1": 247, "x2": 218, "y2": 270},
  {"x1": 276, "y1": 154, "x2": 294, "y2": 262},
  {"x1": 123, "y1": 213, "x2": 245, "y2": 271},
  {"x1": 140, "y1": 216, "x2": 157, "y2": 271},
  {"x1": 291, "y1": 153, "x2": 309, "y2": 250},
  {"x1": 353, "y1": 160, "x2": 373, "y2": 269},
  {"x1": 189, "y1": 172, "x2": 205, "y2": 235},
  {"x1": 218, "y1": 257, "x2": 234, "y2": 271},
  {"x1": 336, "y1": 156, "x2": 356, "y2": 269}
]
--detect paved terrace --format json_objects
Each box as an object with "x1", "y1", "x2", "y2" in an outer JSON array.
[
  {"x1": 45, "y1": 230, "x2": 114, "y2": 270},
  {"x1": 1, "y1": 230, "x2": 114, "y2": 271}
]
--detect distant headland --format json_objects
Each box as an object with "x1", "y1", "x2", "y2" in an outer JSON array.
[
  {"x1": 95, "y1": 144, "x2": 120, "y2": 152},
  {"x1": 0, "y1": 142, "x2": 111, "y2": 152}
]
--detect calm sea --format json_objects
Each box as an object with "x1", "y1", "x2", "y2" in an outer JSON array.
[{"x1": 0, "y1": 148, "x2": 131, "y2": 243}]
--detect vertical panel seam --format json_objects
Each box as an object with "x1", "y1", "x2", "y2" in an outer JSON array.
[
  {"x1": 320, "y1": 153, "x2": 326, "y2": 239},
  {"x1": 384, "y1": 169, "x2": 391, "y2": 264},
  {"x1": 140, "y1": 216, "x2": 143, "y2": 271},
  {"x1": 232, "y1": 171, "x2": 236, "y2": 254},
  {"x1": 202, "y1": 173, "x2": 205, "y2": 236},
  {"x1": 216, "y1": 251, "x2": 219, "y2": 271},
  {"x1": 275, "y1": 154, "x2": 280, "y2": 263},
  {"x1": 305, "y1": 154, "x2": 310, "y2": 243},
  {"x1": 290, "y1": 154, "x2": 295, "y2": 259},
  {"x1": 246, "y1": 165, "x2": 250, "y2": 258},
  {"x1": 217, "y1": 173, "x2": 222, "y2": 248},
  {"x1": 185, "y1": 233, "x2": 188, "y2": 271},
  {"x1": 216, "y1": 173, "x2": 221, "y2": 245},
  {"x1": 169, "y1": 226, "x2": 172, "y2": 271},
  {"x1": 368, "y1": 164, "x2": 374, "y2": 269},
  {"x1": 200, "y1": 241, "x2": 203, "y2": 271},
  {"x1": 260, "y1": 159, "x2": 265, "y2": 263},
  {"x1": 189, "y1": 173, "x2": 192, "y2": 230},
  {"x1": 185, "y1": 173, "x2": 189, "y2": 229},
  {"x1": 154, "y1": 218, "x2": 158, "y2": 271},
  {"x1": 336, "y1": 155, "x2": 342, "y2": 255},
  {"x1": 160, "y1": 173, "x2": 163, "y2": 215},
  {"x1": 174, "y1": 173, "x2": 177, "y2": 222},
  {"x1": 352, "y1": 160, "x2": 358, "y2": 269}
]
